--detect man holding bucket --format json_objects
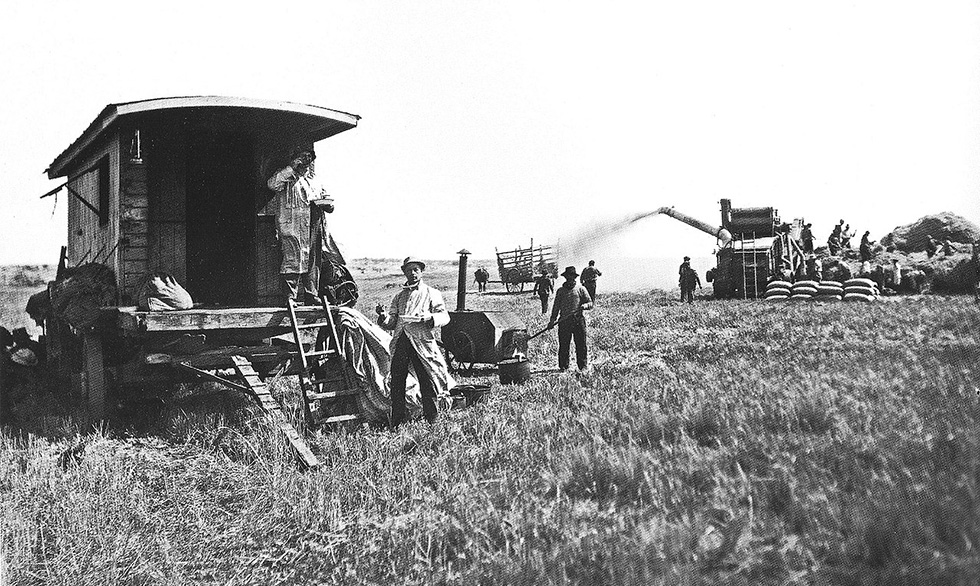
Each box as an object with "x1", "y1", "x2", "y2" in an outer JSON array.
[
  {"x1": 548, "y1": 266, "x2": 594, "y2": 372},
  {"x1": 376, "y1": 257, "x2": 454, "y2": 426}
]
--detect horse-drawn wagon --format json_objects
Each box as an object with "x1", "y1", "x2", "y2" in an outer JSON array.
[{"x1": 494, "y1": 240, "x2": 558, "y2": 293}]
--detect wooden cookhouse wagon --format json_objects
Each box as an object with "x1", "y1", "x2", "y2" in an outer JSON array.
[{"x1": 42, "y1": 96, "x2": 363, "y2": 468}]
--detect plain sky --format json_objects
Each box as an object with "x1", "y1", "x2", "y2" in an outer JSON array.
[{"x1": 2, "y1": 1, "x2": 978, "y2": 288}]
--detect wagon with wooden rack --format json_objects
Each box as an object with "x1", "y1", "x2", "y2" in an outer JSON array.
[
  {"x1": 494, "y1": 240, "x2": 558, "y2": 293},
  {"x1": 36, "y1": 96, "x2": 367, "y2": 469}
]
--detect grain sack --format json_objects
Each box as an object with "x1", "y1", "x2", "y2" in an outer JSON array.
[
  {"x1": 844, "y1": 292, "x2": 874, "y2": 302},
  {"x1": 137, "y1": 272, "x2": 194, "y2": 311},
  {"x1": 845, "y1": 285, "x2": 877, "y2": 297},
  {"x1": 792, "y1": 285, "x2": 818, "y2": 296}
]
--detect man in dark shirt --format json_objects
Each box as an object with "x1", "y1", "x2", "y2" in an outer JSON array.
[
  {"x1": 800, "y1": 223, "x2": 814, "y2": 254},
  {"x1": 580, "y1": 260, "x2": 602, "y2": 302},
  {"x1": 859, "y1": 231, "x2": 875, "y2": 262},
  {"x1": 548, "y1": 266, "x2": 594, "y2": 371},
  {"x1": 532, "y1": 269, "x2": 554, "y2": 314},
  {"x1": 679, "y1": 260, "x2": 702, "y2": 303}
]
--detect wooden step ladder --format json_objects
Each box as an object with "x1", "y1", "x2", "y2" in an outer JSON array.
[{"x1": 286, "y1": 296, "x2": 362, "y2": 428}]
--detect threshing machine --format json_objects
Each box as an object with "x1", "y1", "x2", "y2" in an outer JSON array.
[{"x1": 658, "y1": 199, "x2": 804, "y2": 298}]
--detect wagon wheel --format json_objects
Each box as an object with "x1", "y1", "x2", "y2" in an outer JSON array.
[
  {"x1": 441, "y1": 332, "x2": 476, "y2": 375},
  {"x1": 503, "y1": 269, "x2": 525, "y2": 294},
  {"x1": 505, "y1": 280, "x2": 526, "y2": 293}
]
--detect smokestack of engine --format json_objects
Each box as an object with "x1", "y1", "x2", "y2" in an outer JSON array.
[{"x1": 456, "y1": 249, "x2": 470, "y2": 311}]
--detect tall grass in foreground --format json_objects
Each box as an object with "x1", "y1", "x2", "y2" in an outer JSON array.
[{"x1": 2, "y1": 294, "x2": 980, "y2": 585}]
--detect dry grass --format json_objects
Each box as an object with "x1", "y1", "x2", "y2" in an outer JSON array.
[{"x1": 2, "y1": 268, "x2": 980, "y2": 585}]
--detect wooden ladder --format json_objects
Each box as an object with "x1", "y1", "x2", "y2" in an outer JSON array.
[{"x1": 286, "y1": 296, "x2": 362, "y2": 427}]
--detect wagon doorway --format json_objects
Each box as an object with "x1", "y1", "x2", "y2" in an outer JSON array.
[{"x1": 185, "y1": 132, "x2": 255, "y2": 307}]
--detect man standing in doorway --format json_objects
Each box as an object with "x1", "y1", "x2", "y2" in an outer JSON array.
[
  {"x1": 532, "y1": 268, "x2": 554, "y2": 314},
  {"x1": 580, "y1": 260, "x2": 602, "y2": 302},
  {"x1": 376, "y1": 257, "x2": 454, "y2": 427},
  {"x1": 266, "y1": 145, "x2": 345, "y2": 305},
  {"x1": 548, "y1": 266, "x2": 594, "y2": 372}
]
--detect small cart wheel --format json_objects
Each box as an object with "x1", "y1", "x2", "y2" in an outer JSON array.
[{"x1": 441, "y1": 333, "x2": 476, "y2": 375}]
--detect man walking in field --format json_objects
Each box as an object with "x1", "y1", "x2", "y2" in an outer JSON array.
[
  {"x1": 580, "y1": 260, "x2": 602, "y2": 302},
  {"x1": 679, "y1": 258, "x2": 702, "y2": 303},
  {"x1": 375, "y1": 257, "x2": 454, "y2": 427},
  {"x1": 548, "y1": 266, "x2": 594, "y2": 372},
  {"x1": 532, "y1": 268, "x2": 554, "y2": 314}
]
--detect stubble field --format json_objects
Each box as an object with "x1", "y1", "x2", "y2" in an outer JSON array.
[{"x1": 2, "y1": 261, "x2": 980, "y2": 585}]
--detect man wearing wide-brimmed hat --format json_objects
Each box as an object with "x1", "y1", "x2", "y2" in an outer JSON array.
[
  {"x1": 547, "y1": 266, "x2": 594, "y2": 371},
  {"x1": 376, "y1": 257, "x2": 454, "y2": 426},
  {"x1": 266, "y1": 144, "x2": 345, "y2": 305}
]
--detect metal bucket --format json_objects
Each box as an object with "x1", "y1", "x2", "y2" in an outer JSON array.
[
  {"x1": 450, "y1": 384, "x2": 492, "y2": 407},
  {"x1": 497, "y1": 357, "x2": 531, "y2": 384}
]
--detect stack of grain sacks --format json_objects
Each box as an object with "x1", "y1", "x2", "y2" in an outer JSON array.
[
  {"x1": 763, "y1": 279, "x2": 792, "y2": 301},
  {"x1": 762, "y1": 279, "x2": 849, "y2": 302},
  {"x1": 843, "y1": 277, "x2": 879, "y2": 302},
  {"x1": 815, "y1": 280, "x2": 844, "y2": 301},
  {"x1": 790, "y1": 279, "x2": 819, "y2": 300}
]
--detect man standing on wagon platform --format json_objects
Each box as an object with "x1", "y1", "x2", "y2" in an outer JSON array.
[
  {"x1": 266, "y1": 145, "x2": 345, "y2": 305},
  {"x1": 376, "y1": 257, "x2": 454, "y2": 427},
  {"x1": 548, "y1": 266, "x2": 594, "y2": 372}
]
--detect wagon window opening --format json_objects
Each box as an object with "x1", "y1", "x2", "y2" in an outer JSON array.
[{"x1": 97, "y1": 155, "x2": 109, "y2": 227}]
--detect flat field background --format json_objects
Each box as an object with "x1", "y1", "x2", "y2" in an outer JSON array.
[{"x1": 2, "y1": 261, "x2": 980, "y2": 585}]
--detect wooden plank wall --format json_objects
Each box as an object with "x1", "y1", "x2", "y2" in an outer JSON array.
[{"x1": 67, "y1": 139, "x2": 119, "y2": 280}]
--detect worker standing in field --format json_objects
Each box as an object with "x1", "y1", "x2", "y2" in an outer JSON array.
[
  {"x1": 375, "y1": 257, "x2": 453, "y2": 427},
  {"x1": 580, "y1": 260, "x2": 602, "y2": 302},
  {"x1": 860, "y1": 231, "x2": 875, "y2": 262},
  {"x1": 266, "y1": 145, "x2": 344, "y2": 305},
  {"x1": 801, "y1": 223, "x2": 815, "y2": 254},
  {"x1": 679, "y1": 259, "x2": 702, "y2": 303},
  {"x1": 532, "y1": 268, "x2": 554, "y2": 314},
  {"x1": 548, "y1": 266, "x2": 594, "y2": 372}
]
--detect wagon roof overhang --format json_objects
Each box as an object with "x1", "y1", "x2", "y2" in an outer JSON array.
[{"x1": 46, "y1": 96, "x2": 361, "y2": 179}]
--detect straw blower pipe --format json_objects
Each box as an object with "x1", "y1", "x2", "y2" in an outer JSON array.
[{"x1": 654, "y1": 206, "x2": 733, "y2": 246}]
